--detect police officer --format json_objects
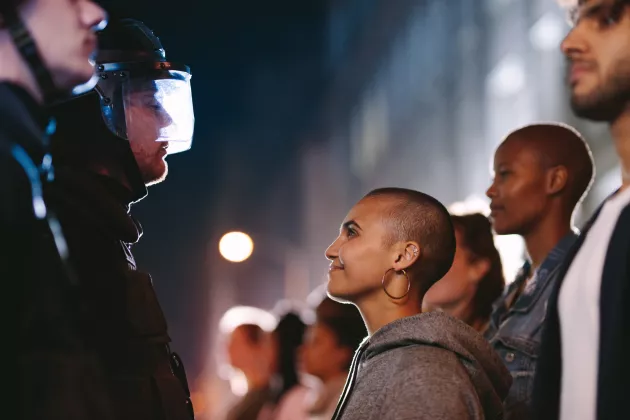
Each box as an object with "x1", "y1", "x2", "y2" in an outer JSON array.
[
  {"x1": 0, "y1": 1, "x2": 111, "y2": 418},
  {"x1": 48, "y1": 18, "x2": 195, "y2": 420}
]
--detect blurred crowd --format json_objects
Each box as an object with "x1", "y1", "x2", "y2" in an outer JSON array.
[{"x1": 215, "y1": 295, "x2": 366, "y2": 420}]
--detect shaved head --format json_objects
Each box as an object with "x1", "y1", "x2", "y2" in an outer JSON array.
[
  {"x1": 502, "y1": 123, "x2": 595, "y2": 211},
  {"x1": 364, "y1": 188, "x2": 456, "y2": 290}
]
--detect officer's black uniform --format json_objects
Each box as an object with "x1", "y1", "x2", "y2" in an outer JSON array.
[
  {"x1": 48, "y1": 19, "x2": 195, "y2": 420},
  {"x1": 0, "y1": 81, "x2": 115, "y2": 420},
  {"x1": 0, "y1": 3, "x2": 115, "y2": 418}
]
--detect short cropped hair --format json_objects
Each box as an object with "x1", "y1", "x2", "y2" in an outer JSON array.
[
  {"x1": 365, "y1": 188, "x2": 456, "y2": 292},
  {"x1": 505, "y1": 122, "x2": 595, "y2": 211}
]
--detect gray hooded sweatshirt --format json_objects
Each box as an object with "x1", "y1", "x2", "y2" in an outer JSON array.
[{"x1": 331, "y1": 312, "x2": 512, "y2": 420}]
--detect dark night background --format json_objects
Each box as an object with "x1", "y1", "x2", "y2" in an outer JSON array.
[{"x1": 98, "y1": 0, "x2": 329, "y2": 389}]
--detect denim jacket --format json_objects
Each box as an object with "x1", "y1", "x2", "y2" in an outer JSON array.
[{"x1": 484, "y1": 233, "x2": 577, "y2": 420}]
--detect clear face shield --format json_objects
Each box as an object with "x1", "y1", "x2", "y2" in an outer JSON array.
[{"x1": 95, "y1": 62, "x2": 194, "y2": 154}]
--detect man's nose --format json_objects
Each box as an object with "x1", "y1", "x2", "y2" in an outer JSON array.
[
  {"x1": 83, "y1": 1, "x2": 108, "y2": 32},
  {"x1": 561, "y1": 25, "x2": 588, "y2": 59},
  {"x1": 159, "y1": 110, "x2": 173, "y2": 129}
]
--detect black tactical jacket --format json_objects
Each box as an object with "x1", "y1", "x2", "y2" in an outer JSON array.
[{"x1": 0, "y1": 82, "x2": 113, "y2": 420}]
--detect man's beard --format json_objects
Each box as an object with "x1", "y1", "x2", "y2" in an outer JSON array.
[
  {"x1": 569, "y1": 58, "x2": 630, "y2": 122},
  {"x1": 143, "y1": 159, "x2": 169, "y2": 186}
]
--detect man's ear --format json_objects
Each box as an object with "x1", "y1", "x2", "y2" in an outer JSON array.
[
  {"x1": 547, "y1": 165, "x2": 568, "y2": 196},
  {"x1": 392, "y1": 242, "x2": 421, "y2": 271}
]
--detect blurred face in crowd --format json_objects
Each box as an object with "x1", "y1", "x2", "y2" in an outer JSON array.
[
  {"x1": 16, "y1": 0, "x2": 107, "y2": 91},
  {"x1": 227, "y1": 325, "x2": 272, "y2": 375},
  {"x1": 561, "y1": 0, "x2": 630, "y2": 121},
  {"x1": 325, "y1": 196, "x2": 412, "y2": 303},
  {"x1": 486, "y1": 138, "x2": 549, "y2": 236},
  {"x1": 423, "y1": 228, "x2": 489, "y2": 312},
  {"x1": 125, "y1": 79, "x2": 173, "y2": 185},
  {"x1": 300, "y1": 322, "x2": 352, "y2": 382},
  {"x1": 227, "y1": 326, "x2": 256, "y2": 371}
]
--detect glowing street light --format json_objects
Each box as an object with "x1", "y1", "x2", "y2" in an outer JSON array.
[{"x1": 219, "y1": 231, "x2": 254, "y2": 262}]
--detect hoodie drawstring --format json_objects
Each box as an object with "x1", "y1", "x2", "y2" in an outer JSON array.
[{"x1": 331, "y1": 339, "x2": 369, "y2": 420}]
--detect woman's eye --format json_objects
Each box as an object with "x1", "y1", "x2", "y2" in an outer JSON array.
[{"x1": 600, "y1": 16, "x2": 617, "y2": 28}]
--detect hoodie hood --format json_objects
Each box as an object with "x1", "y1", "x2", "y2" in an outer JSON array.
[{"x1": 361, "y1": 311, "x2": 512, "y2": 417}]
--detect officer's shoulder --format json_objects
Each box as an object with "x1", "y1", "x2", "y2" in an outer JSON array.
[
  {"x1": 0, "y1": 137, "x2": 34, "y2": 200},
  {"x1": 0, "y1": 137, "x2": 25, "y2": 172}
]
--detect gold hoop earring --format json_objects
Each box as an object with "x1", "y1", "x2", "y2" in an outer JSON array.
[{"x1": 381, "y1": 268, "x2": 411, "y2": 299}]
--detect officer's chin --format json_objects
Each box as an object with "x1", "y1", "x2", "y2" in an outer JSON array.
[{"x1": 144, "y1": 161, "x2": 168, "y2": 186}]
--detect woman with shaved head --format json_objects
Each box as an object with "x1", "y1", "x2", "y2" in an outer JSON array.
[
  {"x1": 485, "y1": 122, "x2": 594, "y2": 420},
  {"x1": 325, "y1": 188, "x2": 511, "y2": 420}
]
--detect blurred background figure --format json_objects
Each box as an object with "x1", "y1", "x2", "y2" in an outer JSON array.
[
  {"x1": 258, "y1": 310, "x2": 308, "y2": 420},
  {"x1": 300, "y1": 296, "x2": 367, "y2": 420},
  {"x1": 0, "y1": 1, "x2": 109, "y2": 418},
  {"x1": 217, "y1": 305, "x2": 309, "y2": 420},
  {"x1": 215, "y1": 306, "x2": 276, "y2": 420},
  {"x1": 423, "y1": 213, "x2": 505, "y2": 333},
  {"x1": 225, "y1": 324, "x2": 275, "y2": 420}
]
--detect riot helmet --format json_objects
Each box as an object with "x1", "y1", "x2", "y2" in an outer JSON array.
[{"x1": 93, "y1": 19, "x2": 194, "y2": 155}]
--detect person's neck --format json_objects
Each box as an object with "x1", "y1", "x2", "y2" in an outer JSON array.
[
  {"x1": 357, "y1": 293, "x2": 421, "y2": 335},
  {"x1": 610, "y1": 109, "x2": 630, "y2": 190},
  {"x1": 439, "y1": 299, "x2": 489, "y2": 333},
  {"x1": 0, "y1": 36, "x2": 43, "y2": 103},
  {"x1": 91, "y1": 163, "x2": 136, "y2": 192},
  {"x1": 522, "y1": 213, "x2": 572, "y2": 272}
]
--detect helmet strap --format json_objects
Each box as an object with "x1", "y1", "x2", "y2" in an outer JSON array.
[{"x1": 2, "y1": 6, "x2": 59, "y2": 104}]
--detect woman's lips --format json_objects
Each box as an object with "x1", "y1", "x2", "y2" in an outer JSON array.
[{"x1": 328, "y1": 264, "x2": 344, "y2": 272}]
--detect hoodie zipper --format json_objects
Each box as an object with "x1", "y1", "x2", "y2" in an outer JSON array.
[{"x1": 330, "y1": 338, "x2": 369, "y2": 420}]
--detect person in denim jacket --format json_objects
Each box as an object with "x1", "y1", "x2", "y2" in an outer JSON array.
[{"x1": 484, "y1": 123, "x2": 595, "y2": 420}]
